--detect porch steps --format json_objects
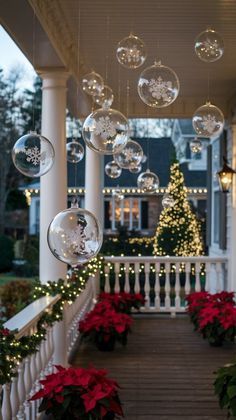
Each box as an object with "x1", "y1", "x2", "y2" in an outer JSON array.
[{"x1": 72, "y1": 315, "x2": 235, "y2": 419}]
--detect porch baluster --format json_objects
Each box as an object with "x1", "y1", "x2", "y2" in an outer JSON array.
[
  {"x1": 165, "y1": 262, "x2": 171, "y2": 310},
  {"x1": 216, "y1": 262, "x2": 223, "y2": 292},
  {"x1": 17, "y1": 361, "x2": 25, "y2": 420},
  {"x1": 10, "y1": 376, "x2": 19, "y2": 420},
  {"x1": 154, "y1": 262, "x2": 160, "y2": 310},
  {"x1": 2, "y1": 383, "x2": 12, "y2": 420},
  {"x1": 104, "y1": 264, "x2": 110, "y2": 292},
  {"x1": 134, "y1": 263, "x2": 140, "y2": 294},
  {"x1": 185, "y1": 262, "x2": 191, "y2": 296},
  {"x1": 195, "y1": 262, "x2": 201, "y2": 292},
  {"x1": 175, "y1": 262, "x2": 181, "y2": 310},
  {"x1": 144, "y1": 263, "x2": 150, "y2": 309},
  {"x1": 114, "y1": 262, "x2": 120, "y2": 293},
  {"x1": 124, "y1": 263, "x2": 130, "y2": 293}
]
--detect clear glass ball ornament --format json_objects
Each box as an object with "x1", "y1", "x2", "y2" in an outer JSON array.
[
  {"x1": 116, "y1": 33, "x2": 147, "y2": 69},
  {"x1": 66, "y1": 141, "x2": 84, "y2": 163},
  {"x1": 12, "y1": 131, "x2": 55, "y2": 177},
  {"x1": 129, "y1": 164, "x2": 142, "y2": 174},
  {"x1": 113, "y1": 140, "x2": 143, "y2": 169},
  {"x1": 82, "y1": 107, "x2": 129, "y2": 155},
  {"x1": 190, "y1": 138, "x2": 202, "y2": 154},
  {"x1": 138, "y1": 60, "x2": 180, "y2": 108},
  {"x1": 105, "y1": 160, "x2": 122, "y2": 178},
  {"x1": 93, "y1": 85, "x2": 114, "y2": 108},
  {"x1": 47, "y1": 200, "x2": 103, "y2": 267},
  {"x1": 112, "y1": 188, "x2": 124, "y2": 201},
  {"x1": 82, "y1": 71, "x2": 104, "y2": 96},
  {"x1": 162, "y1": 193, "x2": 175, "y2": 208},
  {"x1": 137, "y1": 169, "x2": 160, "y2": 193},
  {"x1": 195, "y1": 28, "x2": 224, "y2": 62},
  {"x1": 192, "y1": 101, "x2": 224, "y2": 138},
  {"x1": 141, "y1": 154, "x2": 147, "y2": 163}
]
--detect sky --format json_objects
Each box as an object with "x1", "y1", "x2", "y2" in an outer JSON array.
[{"x1": 0, "y1": 25, "x2": 36, "y2": 88}]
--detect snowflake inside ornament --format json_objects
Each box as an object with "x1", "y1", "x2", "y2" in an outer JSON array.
[
  {"x1": 93, "y1": 85, "x2": 114, "y2": 108},
  {"x1": 190, "y1": 138, "x2": 202, "y2": 154},
  {"x1": 192, "y1": 102, "x2": 224, "y2": 138},
  {"x1": 12, "y1": 131, "x2": 55, "y2": 177},
  {"x1": 113, "y1": 139, "x2": 143, "y2": 169},
  {"x1": 116, "y1": 33, "x2": 147, "y2": 69},
  {"x1": 138, "y1": 61, "x2": 180, "y2": 108},
  {"x1": 82, "y1": 107, "x2": 129, "y2": 155},
  {"x1": 105, "y1": 160, "x2": 122, "y2": 178},
  {"x1": 129, "y1": 163, "x2": 142, "y2": 174},
  {"x1": 66, "y1": 141, "x2": 84, "y2": 163},
  {"x1": 112, "y1": 189, "x2": 124, "y2": 201},
  {"x1": 162, "y1": 193, "x2": 175, "y2": 208},
  {"x1": 47, "y1": 200, "x2": 103, "y2": 267},
  {"x1": 137, "y1": 169, "x2": 159, "y2": 193},
  {"x1": 195, "y1": 28, "x2": 224, "y2": 62},
  {"x1": 82, "y1": 71, "x2": 104, "y2": 96}
]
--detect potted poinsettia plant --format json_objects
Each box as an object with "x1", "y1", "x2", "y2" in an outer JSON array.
[
  {"x1": 186, "y1": 291, "x2": 210, "y2": 329},
  {"x1": 79, "y1": 301, "x2": 133, "y2": 351},
  {"x1": 30, "y1": 365, "x2": 124, "y2": 419},
  {"x1": 98, "y1": 292, "x2": 145, "y2": 314},
  {"x1": 214, "y1": 361, "x2": 236, "y2": 417}
]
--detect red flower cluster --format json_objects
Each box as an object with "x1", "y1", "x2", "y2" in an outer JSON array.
[
  {"x1": 30, "y1": 365, "x2": 124, "y2": 419},
  {"x1": 186, "y1": 291, "x2": 236, "y2": 345},
  {"x1": 79, "y1": 300, "x2": 132, "y2": 344},
  {"x1": 0, "y1": 328, "x2": 10, "y2": 337},
  {"x1": 98, "y1": 292, "x2": 145, "y2": 313}
]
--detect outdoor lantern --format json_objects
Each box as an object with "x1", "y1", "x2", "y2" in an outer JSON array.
[{"x1": 217, "y1": 158, "x2": 236, "y2": 193}]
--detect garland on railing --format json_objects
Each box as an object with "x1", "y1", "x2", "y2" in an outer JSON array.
[{"x1": 0, "y1": 256, "x2": 104, "y2": 385}]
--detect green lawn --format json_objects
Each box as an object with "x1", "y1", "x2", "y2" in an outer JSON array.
[{"x1": 0, "y1": 274, "x2": 35, "y2": 286}]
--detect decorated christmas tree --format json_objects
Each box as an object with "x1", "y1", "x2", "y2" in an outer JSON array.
[{"x1": 153, "y1": 161, "x2": 204, "y2": 256}]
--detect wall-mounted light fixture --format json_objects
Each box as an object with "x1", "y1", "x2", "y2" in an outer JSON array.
[{"x1": 217, "y1": 157, "x2": 236, "y2": 193}]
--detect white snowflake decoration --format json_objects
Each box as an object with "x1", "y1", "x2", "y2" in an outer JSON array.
[
  {"x1": 148, "y1": 77, "x2": 172, "y2": 103},
  {"x1": 124, "y1": 45, "x2": 141, "y2": 63},
  {"x1": 123, "y1": 147, "x2": 137, "y2": 162},
  {"x1": 202, "y1": 114, "x2": 218, "y2": 134},
  {"x1": 143, "y1": 177, "x2": 155, "y2": 189},
  {"x1": 24, "y1": 146, "x2": 46, "y2": 166},
  {"x1": 65, "y1": 225, "x2": 86, "y2": 255},
  {"x1": 94, "y1": 116, "x2": 117, "y2": 140},
  {"x1": 203, "y1": 38, "x2": 219, "y2": 56}
]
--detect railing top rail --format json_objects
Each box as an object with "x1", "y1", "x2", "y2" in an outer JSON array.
[
  {"x1": 4, "y1": 295, "x2": 60, "y2": 339},
  {"x1": 103, "y1": 256, "x2": 228, "y2": 263}
]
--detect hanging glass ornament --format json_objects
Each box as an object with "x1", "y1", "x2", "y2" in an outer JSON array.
[
  {"x1": 195, "y1": 28, "x2": 224, "y2": 62},
  {"x1": 141, "y1": 154, "x2": 147, "y2": 163},
  {"x1": 47, "y1": 200, "x2": 103, "y2": 267},
  {"x1": 82, "y1": 107, "x2": 129, "y2": 155},
  {"x1": 93, "y1": 85, "x2": 114, "y2": 108},
  {"x1": 138, "y1": 60, "x2": 180, "y2": 108},
  {"x1": 190, "y1": 138, "x2": 202, "y2": 154},
  {"x1": 192, "y1": 101, "x2": 224, "y2": 138},
  {"x1": 105, "y1": 160, "x2": 122, "y2": 178},
  {"x1": 113, "y1": 140, "x2": 143, "y2": 169},
  {"x1": 116, "y1": 33, "x2": 147, "y2": 69},
  {"x1": 82, "y1": 71, "x2": 104, "y2": 96},
  {"x1": 112, "y1": 188, "x2": 124, "y2": 201},
  {"x1": 129, "y1": 164, "x2": 142, "y2": 174},
  {"x1": 12, "y1": 131, "x2": 55, "y2": 177},
  {"x1": 66, "y1": 140, "x2": 84, "y2": 163},
  {"x1": 162, "y1": 193, "x2": 175, "y2": 208},
  {"x1": 137, "y1": 169, "x2": 159, "y2": 193}
]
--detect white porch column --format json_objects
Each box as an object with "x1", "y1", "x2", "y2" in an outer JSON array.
[
  {"x1": 85, "y1": 146, "x2": 104, "y2": 228},
  {"x1": 40, "y1": 70, "x2": 68, "y2": 284},
  {"x1": 228, "y1": 123, "x2": 236, "y2": 291}
]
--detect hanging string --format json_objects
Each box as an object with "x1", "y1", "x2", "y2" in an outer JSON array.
[
  {"x1": 73, "y1": 0, "x2": 81, "y2": 199},
  {"x1": 32, "y1": 6, "x2": 36, "y2": 131},
  {"x1": 207, "y1": 68, "x2": 210, "y2": 103},
  {"x1": 126, "y1": 79, "x2": 130, "y2": 118},
  {"x1": 147, "y1": 110, "x2": 150, "y2": 170},
  {"x1": 105, "y1": 16, "x2": 110, "y2": 84},
  {"x1": 118, "y1": 64, "x2": 121, "y2": 109}
]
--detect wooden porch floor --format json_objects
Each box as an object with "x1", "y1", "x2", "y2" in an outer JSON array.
[{"x1": 72, "y1": 315, "x2": 235, "y2": 419}]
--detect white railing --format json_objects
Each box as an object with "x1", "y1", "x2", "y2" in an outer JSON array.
[
  {"x1": 103, "y1": 256, "x2": 228, "y2": 313},
  {"x1": 1, "y1": 277, "x2": 96, "y2": 420}
]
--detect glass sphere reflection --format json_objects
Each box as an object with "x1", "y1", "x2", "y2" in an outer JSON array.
[
  {"x1": 113, "y1": 140, "x2": 143, "y2": 169},
  {"x1": 93, "y1": 85, "x2": 114, "y2": 108},
  {"x1": 137, "y1": 169, "x2": 159, "y2": 193},
  {"x1": 192, "y1": 102, "x2": 224, "y2": 138},
  {"x1": 195, "y1": 28, "x2": 224, "y2": 62},
  {"x1": 47, "y1": 202, "x2": 103, "y2": 267},
  {"x1": 129, "y1": 164, "x2": 142, "y2": 174},
  {"x1": 116, "y1": 33, "x2": 147, "y2": 69},
  {"x1": 190, "y1": 138, "x2": 202, "y2": 154},
  {"x1": 66, "y1": 141, "x2": 84, "y2": 163},
  {"x1": 82, "y1": 107, "x2": 129, "y2": 155},
  {"x1": 162, "y1": 193, "x2": 175, "y2": 208},
  {"x1": 12, "y1": 131, "x2": 55, "y2": 177},
  {"x1": 82, "y1": 71, "x2": 104, "y2": 96},
  {"x1": 141, "y1": 154, "x2": 147, "y2": 163},
  {"x1": 112, "y1": 189, "x2": 124, "y2": 201},
  {"x1": 138, "y1": 61, "x2": 180, "y2": 108},
  {"x1": 105, "y1": 160, "x2": 122, "y2": 178}
]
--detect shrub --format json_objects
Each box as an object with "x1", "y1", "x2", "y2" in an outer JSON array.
[
  {"x1": 214, "y1": 362, "x2": 236, "y2": 417},
  {"x1": 0, "y1": 280, "x2": 34, "y2": 319},
  {"x1": 0, "y1": 235, "x2": 14, "y2": 272}
]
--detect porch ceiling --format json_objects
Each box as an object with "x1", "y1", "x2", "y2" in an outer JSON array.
[{"x1": 2, "y1": 0, "x2": 236, "y2": 119}]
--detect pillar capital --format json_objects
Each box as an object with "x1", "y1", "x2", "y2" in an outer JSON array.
[{"x1": 38, "y1": 67, "x2": 69, "y2": 90}]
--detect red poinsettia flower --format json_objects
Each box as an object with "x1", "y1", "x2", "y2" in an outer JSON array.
[{"x1": 0, "y1": 328, "x2": 10, "y2": 336}]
